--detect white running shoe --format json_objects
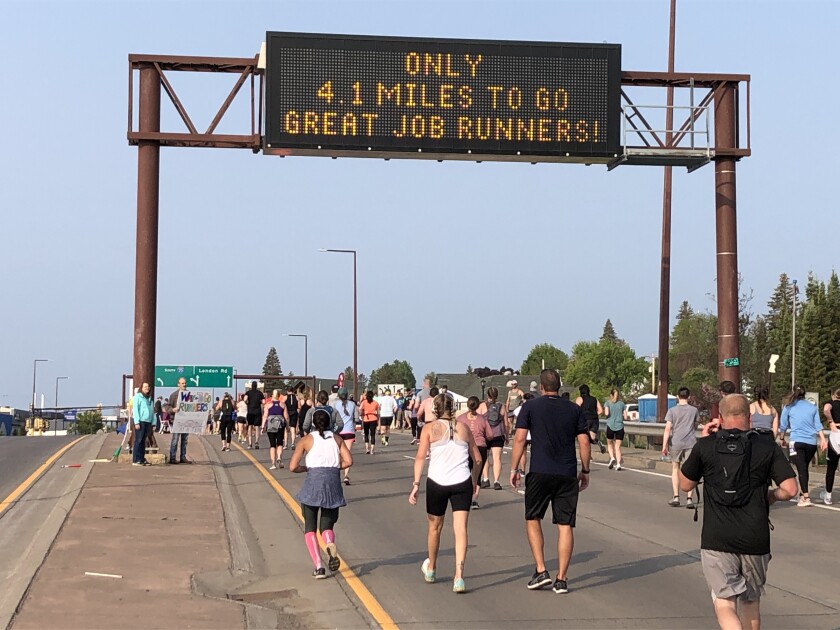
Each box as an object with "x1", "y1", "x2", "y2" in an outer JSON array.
[{"x1": 822, "y1": 491, "x2": 832, "y2": 505}]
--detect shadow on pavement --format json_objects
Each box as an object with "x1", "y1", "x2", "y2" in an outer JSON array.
[{"x1": 573, "y1": 550, "x2": 700, "y2": 591}]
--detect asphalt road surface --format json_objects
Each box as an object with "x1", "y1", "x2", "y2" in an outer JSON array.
[
  {"x1": 0, "y1": 436, "x2": 76, "y2": 502},
  {"x1": 215, "y1": 429, "x2": 840, "y2": 629}
]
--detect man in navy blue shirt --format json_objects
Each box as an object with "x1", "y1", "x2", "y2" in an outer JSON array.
[{"x1": 510, "y1": 369, "x2": 591, "y2": 595}]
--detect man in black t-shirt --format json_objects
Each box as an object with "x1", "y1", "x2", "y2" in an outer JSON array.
[
  {"x1": 244, "y1": 381, "x2": 265, "y2": 449},
  {"x1": 680, "y1": 394, "x2": 797, "y2": 630},
  {"x1": 510, "y1": 369, "x2": 590, "y2": 595}
]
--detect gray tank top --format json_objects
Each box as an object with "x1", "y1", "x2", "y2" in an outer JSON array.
[{"x1": 750, "y1": 406, "x2": 774, "y2": 431}]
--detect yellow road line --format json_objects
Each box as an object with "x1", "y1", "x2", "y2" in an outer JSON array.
[
  {"x1": 234, "y1": 443, "x2": 399, "y2": 630},
  {"x1": 0, "y1": 436, "x2": 85, "y2": 518}
]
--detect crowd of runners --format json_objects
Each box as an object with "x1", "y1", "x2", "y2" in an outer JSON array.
[{"x1": 130, "y1": 371, "x2": 840, "y2": 627}]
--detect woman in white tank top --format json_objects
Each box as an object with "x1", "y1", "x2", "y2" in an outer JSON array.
[
  {"x1": 409, "y1": 394, "x2": 482, "y2": 593},
  {"x1": 290, "y1": 409, "x2": 353, "y2": 579}
]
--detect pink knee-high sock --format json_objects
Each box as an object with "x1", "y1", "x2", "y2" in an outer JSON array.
[
  {"x1": 304, "y1": 532, "x2": 322, "y2": 569},
  {"x1": 321, "y1": 529, "x2": 335, "y2": 545}
]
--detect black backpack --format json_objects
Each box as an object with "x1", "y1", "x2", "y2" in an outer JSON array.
[
  {"x1": 486, "y1": 402, "x2": 504, "y2": 427},
  {"x1": 221, "y1": 397, "x2": 234, "y2": 415},
  {"x1": 706, "y1": 429, "x2": 767, "y2": 508}
]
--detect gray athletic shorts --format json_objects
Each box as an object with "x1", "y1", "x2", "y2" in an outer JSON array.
[
  {"x1": 701, "y1": 550, "x2": 770, "y2": 602},
  {"x1": 672, "y1": 445, "x2": 693, "y2": 464}
]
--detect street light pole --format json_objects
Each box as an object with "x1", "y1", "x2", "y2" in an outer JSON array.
[
  {"x1": 31, "y1": 359, "x2": 48, "y2": 425},
  {"x1": 319, "y1": 249, "x2": 358, "y2": 400},
  {"x1": 284, "y1": 334, "x2": 309, "y2": 376},
  {"x1": 55, "y1": 376, "x2": 69, "y2": 407},
  {"x1": 791, "y1": 279, "x2": 798, "y2": 388}
]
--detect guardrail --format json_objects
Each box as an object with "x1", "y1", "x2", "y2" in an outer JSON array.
[{"x1": 599, "y1": 420, "x2": 835, "y2": 441}]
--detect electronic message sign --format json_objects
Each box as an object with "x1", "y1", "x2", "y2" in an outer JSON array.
[{"x1": 264, "y1": 32, "x2": 621, "y2": 163}]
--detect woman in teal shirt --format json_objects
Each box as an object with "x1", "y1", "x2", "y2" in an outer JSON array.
[
  {"x1": 603, "y1": 389, "x2": 627, "y2": 471},
  {"x1": 780, "y1": 385, "x2": 828, "y2": 507}
]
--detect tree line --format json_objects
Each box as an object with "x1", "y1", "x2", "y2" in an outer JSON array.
[{"x1": 257, "y1": 270, "x2": 840, "y2": 408}]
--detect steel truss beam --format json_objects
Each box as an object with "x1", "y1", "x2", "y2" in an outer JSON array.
[{"x1": 127, "y1": 54, "x2": 262, "y2": 151}]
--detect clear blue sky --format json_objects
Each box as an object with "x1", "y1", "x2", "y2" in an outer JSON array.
[{"x1": 1, "y1": 0, "x2": 836, "y2": 409}]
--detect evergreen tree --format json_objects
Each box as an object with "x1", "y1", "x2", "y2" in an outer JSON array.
[
  {"x1": 765, "y1": 273, "x2": 795, "y2": 399},
  {"x1": 744, "y1": 316, "x2": 771, "y2": 393},
  {"x1": 262, "y1": 347, "x2": 282, "y2": 392},
  {"x1": 342, "y1": 366, "x2": 368, "y2": 396},
  {"x1": 668, "y1": 302, "x2": 717, "y2": 390},
  {"x1": 825, "y1": 272, "x2": 840, "y2": 390},
  {"x1": 600, "y1": 319, "x2": 621, "y2": 345}
]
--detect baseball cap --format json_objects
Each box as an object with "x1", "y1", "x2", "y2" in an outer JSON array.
[{"x1": 338, "y1": 387, "x2": 348, "y2": 396}]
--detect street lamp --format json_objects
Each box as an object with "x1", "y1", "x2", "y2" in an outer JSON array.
[
  {"x1": 480, "y1": 379, "x2": 487, "y2": 400},
  {"x1": 31, "y1": 359, "x2": 49, "y2": 421},
  {"x1": 319, "y1": 248, "x2": 358, "y2": 400},
  {"x1": 283, "y1": 334, "x2": 309, "y2": 376},
  {"x1": 55, "y1": 376, "x2": 69, "y2": 407}
]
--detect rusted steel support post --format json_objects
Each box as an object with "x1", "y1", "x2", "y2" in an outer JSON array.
[
  {"x1": 657, "y1": 0, "x2": 677, "y2": 421},
  {"x1": 714, "y1": 82, "x2": 740, "y2": 389},
  {"x1": 133, "y1": 66, "x2": 161, "y2": 395}
]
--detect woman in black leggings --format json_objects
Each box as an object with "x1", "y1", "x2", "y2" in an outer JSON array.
[
  {"x1": 217, "y1": 393, "x2": 236, "y2": 452},
  {"x1": 780, "y1": 385, "x2": 828, "y2": 507},
  {"x1": 823, "y1": 388, "x2": 840, "y2": 505},
  {"x1": 290, "y1": 410, "x2": 353, "y2": 578}
]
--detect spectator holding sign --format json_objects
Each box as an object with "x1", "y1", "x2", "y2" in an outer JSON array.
[{"x1": 168, "y1": 377, "x2": 192, "y2": 464}]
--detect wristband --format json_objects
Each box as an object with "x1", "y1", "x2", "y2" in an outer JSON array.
[
  {"x1": 412, "y1": 481, "x2": 420, "y2": 486},
  {"x1": 580, "y1": 469, "x2": 590, "y2": 474}
]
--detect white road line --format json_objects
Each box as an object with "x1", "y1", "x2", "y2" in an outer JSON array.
[{"x1": 591, "y1": 460, "x2": 671, "y2": 479}]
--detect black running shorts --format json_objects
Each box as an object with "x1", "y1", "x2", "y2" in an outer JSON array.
[
  {"x1": 606, "y1": 427, "x2": 625, "y2": 441},
  {"x1": 486, "y1": 436, "x2": 505, "y2": 449},
  {"x1": 426, "y1": 477, "x2": 473, "y2": 517},
  {"x1": 524, "y1": 472, "x2": 579, "y2": 526},
  {"x1": 379, "y1": 416, "x2": 394, "y2": 428},
  {"x1": 246, "y1": 412, "x2": 261, "y2": 426}
]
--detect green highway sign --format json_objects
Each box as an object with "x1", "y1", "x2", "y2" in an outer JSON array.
[
  {"x1": 154, "y1": 365, "x2": 233, "y2": 388},
  {"x1": 723, "y1": 357, "x2": 740, "y2": 368}
]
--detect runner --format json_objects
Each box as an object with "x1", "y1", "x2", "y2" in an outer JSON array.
[
  {"x1": 333, "y1": 387, "x2": 359, "y2": 485},
  {"x1": 298, "y1": 388, "x2": 312, "y2": 436},
  {"x1": 662, "y1": 387, "x2": 699, "y2": 507},
  {"x1": 217, "y1": 392, "x2": 236, "y2": 452},
  {"x1": 359, "y1": 391, "x2": 380, "y2": 455},
  {"x1": 290, "y1": 409, "x2": 353, "y2": 579},
  {"x1": 244, "y1": 381, "x2": 265, "y2": 449},
  {"x1": 603, "y1": 389, "x2": 627, "y2": 471},
  {"x1": 301, "y1": 390, "x2": 338, "y2": 435},
  {"x1": 749, "y1": 384, "x2": 779, "y2": 436},
  {"x1": 285, "y1": 385, "x2": 300, "y2": 449},
  {"x1": 456, "y1": 396, "x2": 493, "y2": 509},
  {"x1": 512, "y1": 392, "x2": 535, "y2": 476},
  {"x1": 506, "y1": 379, "x2": 524, "y2": 435},
  {"x1": 378, "y1": 388, "x2": 398, "y2": 446},
  {"x1": 415, "y1": 386, "x2": 438, "y2": 446},
  {"x1": 823, "y1": 388, "x2": 840, "y2": 505},
  {"x1": 575, "y1": 384, "x2": 605, "y2": 454},
  {"x1": 477, "y1": 387, "x2": 508, "y2": 490},
  {"x1": 262, "y1": 389, "x2": 289, "y2": 470},
  {"x1": 235, "y1": 394, "x2": 248, "y2": 444},
  {"x1": 779, "y1": 384, "x2": 828, "y2": 507},
  {"x1": 409, "y1": 393, "x2": 482, "y2": 593},
  {"x1": 510, "y1": 369, "x2": 591, "y2": 595}
]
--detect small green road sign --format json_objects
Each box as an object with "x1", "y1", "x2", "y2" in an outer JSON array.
[
  {"x1": 154, "y1": 365, "x2": 194, "y2": 387},
  {"x1": 194, "y1": 366, "x2": 233, "y2": 388},
  {"x1": 154, "y1": 365, "x2": 233, "y2": 388},
  {"x1": 723, "y1": 357, "x2": 740, "y2": 367}
]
